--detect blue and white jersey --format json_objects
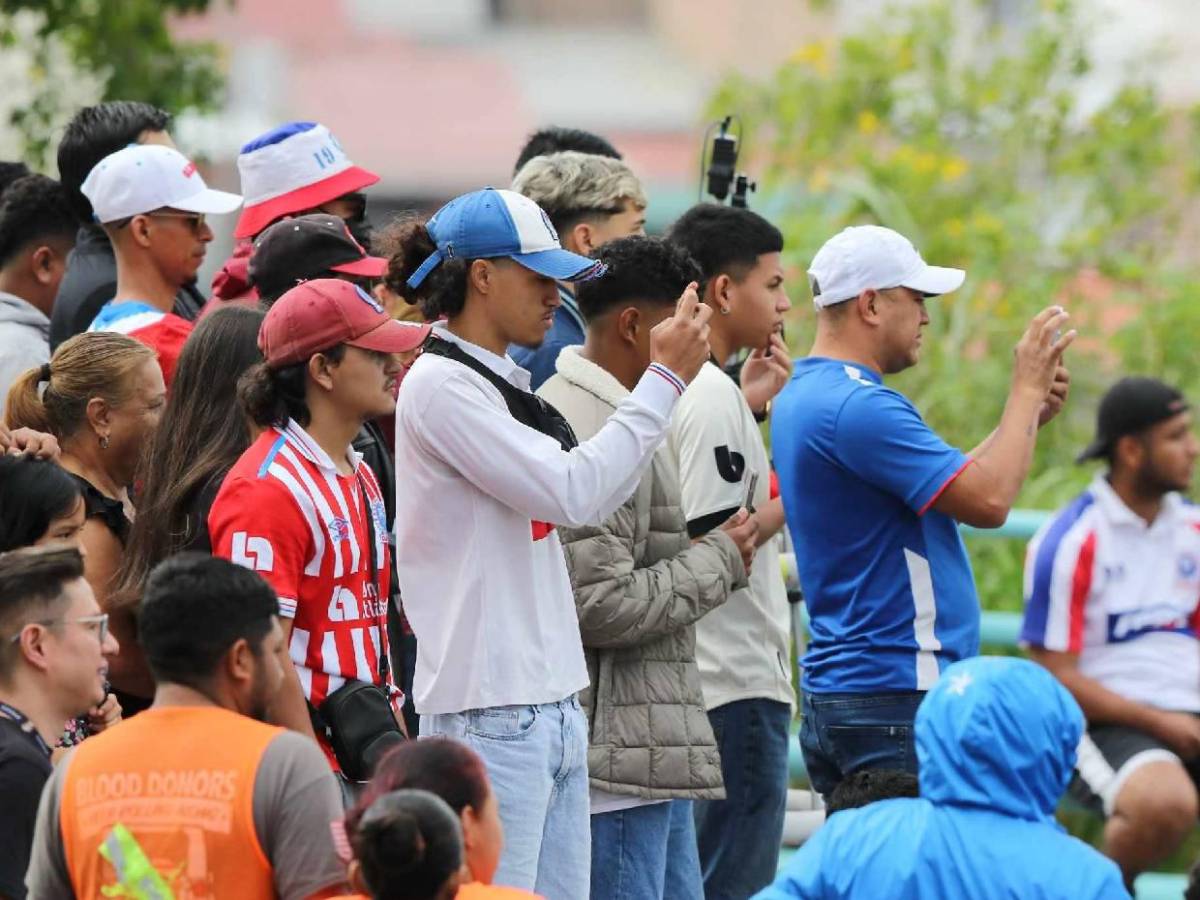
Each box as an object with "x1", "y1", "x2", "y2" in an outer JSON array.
[
  {"x1": 772, "y1": 357, "x2": 978, "y2": 694},
  {"x1": 1021, "y1": 475, "x2": 1200, "y2": 712}
]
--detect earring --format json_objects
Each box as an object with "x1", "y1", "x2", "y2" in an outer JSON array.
[
  {"x1": 720, "y1": 306, "x2": 731, "y2": 315},
  {"x1": 99, "y1": 434, "x2": 110, "y2": 449}
]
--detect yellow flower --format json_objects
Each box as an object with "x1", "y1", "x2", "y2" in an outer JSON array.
[
  {"x1": 857, "y1": 110, "x2": 880, "y2": 135},
  {"x1": 789, "y1": 41, "x2": 832, "y2": 76},
  {"x1": 945, "y1": 218, "x2": 965, "y2": 238},
  {"x1": 941, "y1": 157, "x2": 969, "y2": 181},
  {"x1": 914, "y1": 151, "x2": 938, "y2": 174}
]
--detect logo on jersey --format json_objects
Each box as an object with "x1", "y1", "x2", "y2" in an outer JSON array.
[
  {"x1": 231, "y1": 532, "x2": 274, "y2": 572},
  {"x1": 1106, "y1": 607, "x2": 1193, "y2": 643},
  {"x1": 328, "y1": 516, "x2": 351, "y2": 543},
  {"x1": 1178, "y1": 554, "x2": 1199, "y2": 581},
  {"x1": 714, "y1": 446, "x2": 746, "y2": 484}
]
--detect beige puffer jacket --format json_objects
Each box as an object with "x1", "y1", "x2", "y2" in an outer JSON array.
[{"x1": 538, "y1": 347, "x2": 749, "y2": 800}]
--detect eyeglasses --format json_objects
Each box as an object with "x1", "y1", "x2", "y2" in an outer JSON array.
[
  {"x1": 9, "y1": 612, "x2": 109, "y2": 645},
  {"x1": 146, "y1": 211, "x2": 207, "y2": 234}
]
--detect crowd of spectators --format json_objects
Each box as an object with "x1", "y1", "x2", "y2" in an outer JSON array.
[{"x1": 0, "y1": 98, "x2": 1192, "y2": 900}]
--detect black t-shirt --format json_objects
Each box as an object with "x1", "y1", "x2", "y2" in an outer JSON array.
[{"x1": 0, "y1": 717, "x2": 52, "y2": 900}]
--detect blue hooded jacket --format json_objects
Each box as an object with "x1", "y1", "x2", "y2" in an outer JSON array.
[{"x1": 757, "y1": 657, "x2": 1129, "y2": 899}]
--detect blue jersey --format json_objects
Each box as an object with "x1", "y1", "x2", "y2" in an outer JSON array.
[{"x1": 771, "y1": 357, "x2": 979, "y2": 693}]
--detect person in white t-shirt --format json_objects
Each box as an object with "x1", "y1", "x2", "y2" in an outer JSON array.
[
  {"x1": 387, "y1": 188, "x2": 712, "y2": 900},
  {"x1": 664, "y1": 203, "x2": 796, "y2": 899},
  {"x1": 1022, "y1": 377, "x2": 1200, "y2": 889}
]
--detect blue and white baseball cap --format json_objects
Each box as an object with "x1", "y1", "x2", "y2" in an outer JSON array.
[{"x1": 407, "y1": 188, "x2": 605, "y2": 289}]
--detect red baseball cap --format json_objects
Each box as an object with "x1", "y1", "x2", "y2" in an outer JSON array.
[{"x1": 259, "y1": 278, "x2": 431, "y2": 368}]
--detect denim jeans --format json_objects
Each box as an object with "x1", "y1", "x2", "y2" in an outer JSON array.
[
  {"x1": 422, "y1": 697, "x2": 589, "y2": 899},
  {"x1": 693, "y1": 699, "x2": 791, "y2": 900},
  {"x1": 799, "y1": 689, "x2": 925, "y2": 798},
  {"x1": 590, "y1": 800, "x2": 702, "y2": 900}
]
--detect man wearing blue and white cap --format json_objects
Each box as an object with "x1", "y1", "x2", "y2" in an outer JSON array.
[
  {"x1": 80, "y1": 143, "x2": 242, "y2": 385},
  {"x1": 770, "y1": 225, "x2": 1075, "y2": 797},
  {"x1": 392, "y1": 187, "x2": 713, "y2": 899}
]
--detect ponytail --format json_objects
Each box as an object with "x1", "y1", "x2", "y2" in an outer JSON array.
[
  {"x1": 237, "y1": 345, "x2": 346, "y2": 430},
  {"x1": 4, "y1": 333, "x2": 155, "y2": 438},
  {"x1": 377, "y1": 215, "x2": 469, "y2": 321},
  {"x1": 4, "y1": 365, "x2": 53, "y2": 433}
]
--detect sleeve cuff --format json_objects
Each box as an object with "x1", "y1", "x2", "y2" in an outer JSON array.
[
  {"x1": 631, "y1": 364, "x2": 685, "y2": 419},
  {"x1": 277, "y1": 598, "x2": 298, "y2": 619},
  {"x1": 916, "y1": 458, "x2": 973, "y2": 516}
]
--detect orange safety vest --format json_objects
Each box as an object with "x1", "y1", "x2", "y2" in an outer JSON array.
[{"x1": 61, "y1": 705, "x2": 280, "y2": 900}]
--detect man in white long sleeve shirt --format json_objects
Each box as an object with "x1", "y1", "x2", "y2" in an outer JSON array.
[{"x1": 390, "y1": 188, "x2": 712, "y2": 900}]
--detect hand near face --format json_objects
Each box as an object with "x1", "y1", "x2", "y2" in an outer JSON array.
[
  {"x1": 740, "y1": 332, "x2": 792, "y2": 414},
  {"x1": 87, "y1": 693, "x2": 122, "y2": 733}
]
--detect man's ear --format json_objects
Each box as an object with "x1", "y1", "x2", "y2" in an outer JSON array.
[
  {"x1": 616, "y1": 306, "x2": 641, "y2": 345},
  {"x1": 566, "y1": 222, "x2": 593, "y2": 256},
  {"x1": 225, "y1": 637, "x2": 256, "y2": 690},
  {"x1": 705, "y1": 274, "x2": 733, "y2": 314},
  {"x1": 856, "y1": 289, "x2": 881, "y2": 325},
  {"x1": 468, "y1": 259, "x2": 494, "y2": 297},
  {"x1": 30, "y1": 246, "x2": 55, "y2": 284},
  {"x1": 308, "y1": 352, "x2": 338, "y2": 391},
  {"x1": 128, "y1": 215, "x2": 154, "y2": 249}
]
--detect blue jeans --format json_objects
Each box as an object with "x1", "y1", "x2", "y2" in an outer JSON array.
[
  {"x1": 799, "y1": 689, "x2": 924, "y2": 798},
  {"x1": 422, "y1": 697, "x2": 589, "y2": 899},
  {"x1": 590, "y1": 800, "x2": 702, "y2": 900},
  {"x1": 693, "y1": 699, "x2": 791, "y2": 900}
]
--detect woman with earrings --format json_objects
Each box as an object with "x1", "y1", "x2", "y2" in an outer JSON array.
[{"x1": 5, "y1": 331, "x2": 166, "y2": 715}]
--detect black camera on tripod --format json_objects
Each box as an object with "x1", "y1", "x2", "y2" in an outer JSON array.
[{"x1": 703, "y1": 116, "x2": 757, "y2": 208}]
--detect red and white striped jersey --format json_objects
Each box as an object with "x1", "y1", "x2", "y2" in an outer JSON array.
[{"x1": 209, "y1": 419, "x2": 398, "y2": 766}]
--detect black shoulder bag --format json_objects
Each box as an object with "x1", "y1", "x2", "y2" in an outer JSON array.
[
  {"x1": 311, "y1": 476, "x2": 405, "y2": 783},
  {"x1": 422, "y1": 335, "x2": 579, "y2": 451}
]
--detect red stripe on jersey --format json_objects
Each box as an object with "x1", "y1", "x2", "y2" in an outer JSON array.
[
  {"x1": 124, "y1": 314, "x2": 192, "y2": 387},
  {"x1": 1068, "y1": 531, "x2": 1097, "y2": 653}
]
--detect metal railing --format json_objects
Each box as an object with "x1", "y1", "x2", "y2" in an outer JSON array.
[{"x1": 779, "y1": 509, "x2": 1187, "y2": 900}]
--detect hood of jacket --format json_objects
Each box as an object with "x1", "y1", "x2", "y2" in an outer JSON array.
[
  {"x1": 210, "y1": 240, "x2": 259, "y2": 303},
  {"x1": 917, "y1": 656, "x2": 1083, "y2": 823},
  {"x1": 552, "y1": 345, "x2": 630, "y2": 411},
  {"x1": 0, "y1": 291, "x2": 50, "y2": 334}
]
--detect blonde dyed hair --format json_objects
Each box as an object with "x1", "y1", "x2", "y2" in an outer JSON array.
[
  {"x1": 5, "y1": 332, "x2": 156, "y2": 438},
  {"x1": 512, "y1": 151, "x2": 646, "y2": 231}
]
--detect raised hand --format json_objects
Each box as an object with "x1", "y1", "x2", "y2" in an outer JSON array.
[
  {"x1": 1012, "y1": 306, "x2": 1076, "y2": 402},
  {"x1": 741, "y1": 332, "x2": 793, "y2": 415},
  {"x1": 649, "y1": 281, "x2": 712, "y2": 387}
]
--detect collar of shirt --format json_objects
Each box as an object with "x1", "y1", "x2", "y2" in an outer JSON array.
[
  {"x1": 431, "y1": 323, "x2": 531, "y2": 390},
  {"x1": 557, "y1": 284, "x2": 585, "y2": 333},
  {"x1": 282, "y1": 418, "x2": 364, "y2": 474},
  {"x1": 0, "y1": 700, "x2": 52, "y2": 759},
  {"x1": 1089, "y1": 473, "x2": 1182, "y2": 533}
]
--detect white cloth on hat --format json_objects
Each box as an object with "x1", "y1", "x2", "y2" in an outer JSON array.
[
  {"x1": 80, "y1": 144, "x2": 242, "y2": 224},
  {"x1": 808, "y1": 225, "x2": 965, "y2": 308}
]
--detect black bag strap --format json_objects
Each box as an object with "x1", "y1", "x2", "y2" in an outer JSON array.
[
  {"x1": 356, "y1": 474, "x2": 389, "y2": 683},
  {"x1": 422, "y1": 335, "x2": 579, "y2": 452}
]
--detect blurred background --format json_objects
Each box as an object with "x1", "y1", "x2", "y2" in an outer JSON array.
[{"x1": 4, "y1": 0, "x2": 1200, "y2": 867}]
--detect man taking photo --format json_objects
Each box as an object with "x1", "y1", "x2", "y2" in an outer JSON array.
[{"x1": 772, "y1": 224, "x2": 1073, "y2": 797}]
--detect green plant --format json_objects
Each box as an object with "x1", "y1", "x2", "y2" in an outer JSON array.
[
  {"x1": 0, "y1": 0, "x2": 225, "y2": 167},
  {"x1": 716, "y1": 0, "x2": 1200, "y2": 614}
]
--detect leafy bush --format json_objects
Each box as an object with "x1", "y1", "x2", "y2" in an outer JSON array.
[{"x1": 717, "y1": 0, "x2": 1200, "y2": 612}]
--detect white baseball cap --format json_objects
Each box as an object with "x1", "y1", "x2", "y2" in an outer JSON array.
[
  {"x1": 81, "y1": 144, "x2": 243, "y2": 224},
  {"x1": 808, "y1": 225, "x2": 965, "y2": 308}
]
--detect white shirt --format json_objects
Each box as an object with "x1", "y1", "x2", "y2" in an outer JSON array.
[
  {"x1": 393, "y1": 326, "x2": 684, "y2": 714},
  {"x1": 670, "y1": 361, "x2": 794, "y2": 711},
  {"x1": 1022, "y1": 475, "x2": 1200, "y2": 712}
]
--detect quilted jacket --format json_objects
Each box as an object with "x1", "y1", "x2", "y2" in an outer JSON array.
[{"x1": 538, "y1": 346, "x2": 748, "y2": 799}]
